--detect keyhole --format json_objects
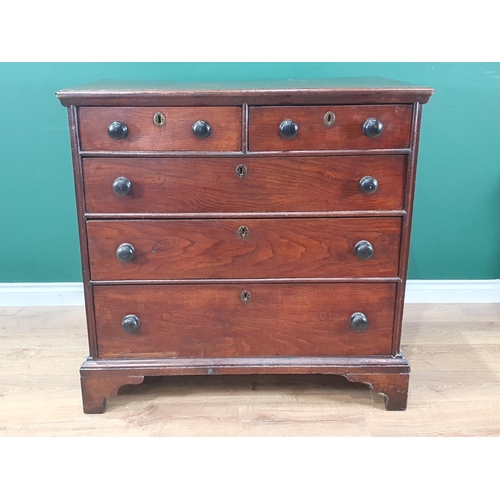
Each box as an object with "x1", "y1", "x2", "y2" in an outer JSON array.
[
  {"x1": 238, "y1": 225, "x2": 249, "y2": 238},
  {"x1": 240, "y1": 290, "x2": 251, "y2": 303},
  {"x1": 236, "y1": 164, "x2": 248, "y2": 178},
  {"x1": 323, "y1": 111, "x2": 336, "y2": 127},
  {"x1": 153, "y1": 112, "x2": 165, "y2": 127}
]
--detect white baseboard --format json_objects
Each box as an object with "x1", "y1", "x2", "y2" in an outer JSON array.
[
  {"x1": 1, "y1": 280, "x2": 500, "y2": 306},
  {"x1": 404, "y1": 280, "x2": 500, "y2": 304},
  {"x1": 0, "y1": 283, "x2": 85, "y2": 306}
]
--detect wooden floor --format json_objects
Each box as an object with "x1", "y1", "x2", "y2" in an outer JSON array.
[{"x1": 0, "y1": 304, "x2": 499, "y2": 436}]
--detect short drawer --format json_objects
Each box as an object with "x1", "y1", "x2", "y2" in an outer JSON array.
[
  {"x1": 248, "y1": 105, "x2": 413, "y2": 151},
  {"x1": 87, "y1": 218, "x2": 402, "y2": 280},
  {"x1": 78, "y1": 106, "x2": 242, "y2": 151},
  {"x1": 94, "y1": 283, "x2": 397, "y2": 358},
  {"x1": 82, "y1": 156, "x2": 407, "y2": 215}
]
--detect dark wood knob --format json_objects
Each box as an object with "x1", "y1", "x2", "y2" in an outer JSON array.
[
  {"x1": 116, "y1": 243, "x2": 135, "y2": 262},
  {"x1": 192, "y1": 120, "x2": 211, "y2": 138},
  {"x1": 359, "y1": 176, "x2": 378, "y2": 194},
  {"x1": 362, "y1": 118, "x2": 383, "y2": 137},
  {"x1": 354, "y1": 240, "x2": 374, "y2": 260},
  {"x1": 350, "y1": 312, "x2": 368, "y2": 331},
  {"x1": 122, "y1": 314, "x2": 140, "y2": 333},
  {"x1": 108, "y1": 121, "x2": 128, "y2": 139},
  {"x1": 279, "y1": 119, "x2": 298, "y2": 138},
  {"x1": 112, "y1": 177, "x2": 132, "y2": 196}
]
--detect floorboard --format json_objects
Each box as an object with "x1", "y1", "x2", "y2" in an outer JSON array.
[{"x1": 1, "y1": 304, "x2": 499, "y2": 436}]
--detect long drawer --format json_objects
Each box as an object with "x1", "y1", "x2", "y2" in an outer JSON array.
[
  {"x1": 87, "y1": 218, "x2": 402, "y2": 280},
  {"x1": 94, "y1": 283, "x2": 397, "y2": 358},
  {"x1": 82, "y1": 156, "x2": 407, "y2": 215}
]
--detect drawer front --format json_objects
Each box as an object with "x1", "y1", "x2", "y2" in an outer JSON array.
[
  {"x1": 78, "y1": 107, "x2": 242, "y2": 151},
  {"x1": 87, "y1": 218, "x2": 402, "y2": 280},
  {"x1": 83, "y1": 156, "x2": 407, "y2": 215},
  {"x1": 94, "y1": 283, "x2": 397, "y2": 358},
  {"x1": 249, "y1": 105, "x2": 413, "y2": 151}
]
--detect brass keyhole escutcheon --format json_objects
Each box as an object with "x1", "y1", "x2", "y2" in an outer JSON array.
[
  {"x1": 240, "y1": 290, "x2": 251, "y2": 303},
  {"x1": 323, "y1": 111, "x2": 336, "y2": 127},
  {"x1": 236, "y1": 164, "x2": 248, "y2": 178},
  {"x1": 238, "y1": 225, "x2": 249, "y2": 238},
  {"x1": 153, "y1": 111, "x2": 166, "y2": 127}
]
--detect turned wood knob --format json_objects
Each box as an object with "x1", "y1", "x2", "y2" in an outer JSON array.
[
  {"x1": 359, "y1": 176, "x2": 378, "y2": 194},
  {"x1": 279, "y1": 119, "x2": 298, "y2": 138},
  {"x1": 107, "y1": 121, "x2": 128, "y2": 139},
  {"x1": 362, "y1": 118, "x2": 384, "y2": 137},
  {"x1": 350, "y1": 312, "x2": 368, "y2": 331},
  {"x1": 112, "y1": 177, "x2": 132, "y2": 196},
  {"x1": 122, "y1": 314, "x2": 140, "y2": 333},
  {"x1": 116, "y1": 243, "x2": 135, "y2": 262},
  {"x1": 192, "y1": 120, "x2": 211, "y2": 138},
  {"x1": 354, "y1": 240, "x2": 374, "y2": 260}
]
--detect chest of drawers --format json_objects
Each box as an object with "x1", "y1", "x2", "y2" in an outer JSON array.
[{"x1": 57, "y1": 78, "x2": 433, "y2": 413}]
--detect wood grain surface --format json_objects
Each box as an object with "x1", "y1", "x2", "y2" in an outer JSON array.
[
  {"x1": 87, "y1": 218, "x2": 402, "y2": 280},
  {"x1": 82, "y1": 156, "x2": 407, "y2": 215},
  {"x1": 0, "y1": 304, "x2": 497, "y2": 436},
  {"x1": 78, "y1": 106, "x2": 242, "y2": 152},
  {"x1": 56, "y1": 77, "x2": 434, "y2": 107},
  {"x1": 249, "y1": 105, "x2": 413, "y2": 151},
  {"x1": 93, "y1": 283, "x2": 397, "y2": 358}
]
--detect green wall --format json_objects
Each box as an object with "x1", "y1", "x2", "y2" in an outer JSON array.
[{"x1": 1, "y1": 63, "x2": 499, "y2": 282}]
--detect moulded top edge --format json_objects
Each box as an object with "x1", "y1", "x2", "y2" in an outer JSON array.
[{"x1": 56, "y1": 78, "x2": 434, "y2": 106}]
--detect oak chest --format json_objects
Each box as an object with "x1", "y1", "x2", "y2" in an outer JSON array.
[{"x1": 57, "y1": 78, "x2": 433, "y2": 413}]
